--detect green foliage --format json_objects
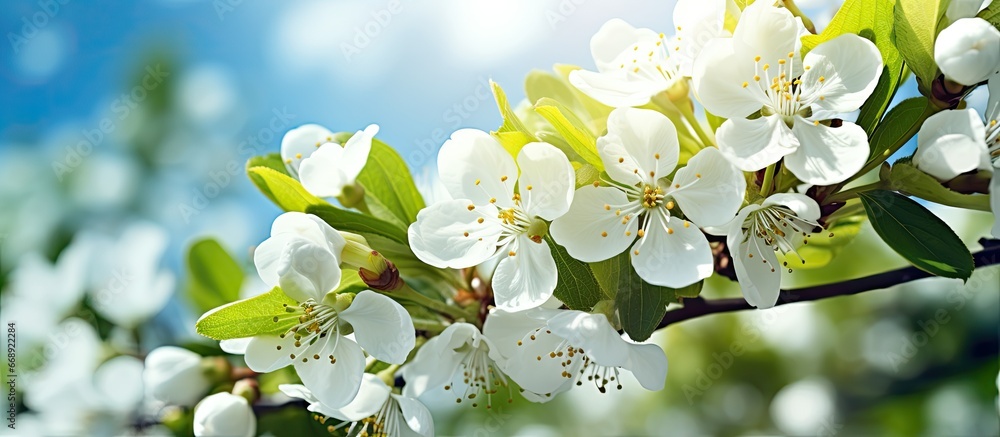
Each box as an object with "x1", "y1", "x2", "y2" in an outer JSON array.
[
  {"x1": 979, "y1": 1, "x2": 1000, "y2": 27},
  {"x1": 533, "y1": 98, "x2": 605, "y2": 171},
  {"x1": 186, "y1": 239, "x2": 243, "y2": 314},
  {"x1": 889, "y1": 161, "x2": 992, "y2": 211},
  {"x1": 859, "y1": 190, "x2": 974, "y2": 280},
  {"x1": 196, "y1": 287, "x2": 299, "y2": 340},
  {"x1": 865, "y1": 97, "x2": 934, "y2": 166},
  {"x1": 546, "y1": 237, "x2": 606, "y2": 310},
  {"x1": 356, "y1": 138, "x2": 427, "y2": 226},
  {"x1": 786, "y1": 213, "x2": 866, "y2": 269},
  {"x1": 306, "y1": 204, "x2": 409, "y2": 245},
  {"x1": 892, "y1": 0, "x2": 949, "y2": 88},
  {"x1": 247, "y1": 165, "x2": 328, "y2": 212},
  {"x1": 247, "y1": 153, "x2": 290, "y2": 176},
  {"x1": 802, "y1": 0, "x2": 904, "y2": 134},
  {"x1": 527, "y1": 65, "x2": 613, "y2": 135},
  {"x1": 593, "y1": 252, "x2": 700, "y2": 341},
  {"x1": 490, "y1": 80, "x2": 537, "y2": 157}
]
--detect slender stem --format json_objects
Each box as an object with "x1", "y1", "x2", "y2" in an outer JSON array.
[
  {"x1": 411, "y1": 318, "x2": 448, "y2": 333},
  {"x1": 760, "y1": 164, "x2": 777, "y2": 197},
  {"x1": 657, "y1": 239, "x2": 1000, "y2": 329},
  {"x1": 824, "y1": 181, "x2": 886, "y2": 204},
  {"x1": 782, "y1": 0, "x2": 816, "y2": 34},
  {"x1": 394, "y1": 283, "x2": 475, "y2": 322},
  {"x1": 676, "y1": 100, "x2": 716, "y2": 148}
]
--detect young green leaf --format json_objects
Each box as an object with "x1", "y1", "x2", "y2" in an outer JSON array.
[
  {"x1": 490, "y1": 80, "x2": 537, "y2": 157},
  {"x1": 594, "y1": 252, "x2": 690, "y2": 341},
  {"x1": 977, "y1": 0, "x2": 1000, "y2": 28},
  {"x1": 247, "y1": 165, "x2": 328, "y2": 212},
  {"x1": 889, "y1": 161, "x2": 991, "y2": 211},
  {"x1": 865, "y1": 97, "x2": 934, "y2": 168},
  {"x1": 802, "y1": 0, "x2": 904, "y2": 134},
  {"x1": 546, "y1": 237, "x2": 606, "y2": 310},
  {"x1": 196, "y1": 287, "x2": 299, "y2": 340},
  {"x1": 893, "y1": 0, "x2": 949, "y2": 88},
  {"x1": 305, "y1": 204, "x2": 409, "y2": 245},
  {"x1": 859, "y1": 190, "x2": 974, "y2": 280},
  {"x1": 355, "y1": 138, "x2": 426, "y2": 225},
  {"x1": 186, "y1": 239, "x2": 244, "y2": 314},
  {"x1": 247, "y1": 153, "x2": 290, "y2": 176},
  {"x1": 533, "y1": 98, "x2": 604, "y2": 171}
]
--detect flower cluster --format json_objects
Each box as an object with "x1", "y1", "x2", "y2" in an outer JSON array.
[{"x1": 184, "y1": 1, "x2": 1000, "y2": 435}]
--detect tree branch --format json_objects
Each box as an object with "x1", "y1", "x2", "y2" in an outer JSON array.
[{"x1": 659, "y1": 239, "x2": 1000, "y2": 329}]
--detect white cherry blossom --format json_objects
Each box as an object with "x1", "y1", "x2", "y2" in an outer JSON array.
[
  {"x1": 934, "y1": 18, "x2": 1000, "y2": 87},
  {"x1": 913, "y1": 109, "x2": 991, "y2": 181},
  {"x1": 550, "y1": 107, "x2": 744, "y2": 287},
  {"x1": 693, "y1": 1, "x2": 883, "y2": 185},
  {"x1": 483, "y1": 308, "x2": 667, "y2": 401},
  {"x1": 408, "y1": 130, "x2": 575, "y2": 311},
  {"x1": 281, "y1": 123, "x2": 378, "y2": 198}
]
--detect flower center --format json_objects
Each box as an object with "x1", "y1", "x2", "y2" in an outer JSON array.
[
  {"x1": 271, "y1": 301, "x2": 344, "y2": 365},
  {"x1": 445, "y1": 343, "x2": 511, "y2": 409},
  {"x1": 314, "y1": 396, "x2": 404, "y2": 437},
  {"x1": 743, "y1": 52, "x2": 823, "y2": 123},
  {"x1": 516, "y1": 327, "x2": 626, "y2": 396},
  {"x1": 641, "y1": 184, "x2": 664, "y2": 209},
  {"x1": 743, "y1": 205, "x2": 825, "y2": 272}
]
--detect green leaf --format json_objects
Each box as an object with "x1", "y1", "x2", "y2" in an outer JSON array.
[
  {"x1": 534, "y1": 98, "x2": 604, "y2": 171},
  {"x1": 705, "y1": 110, "x2": 727, "y2": 133},
  {"x1": 783, "y1": 213, "x2": 866, "y2": 269},
  {"x1": 196, "y1": 287, "x2": 299, "y2": 340},
  {"x1": 893, "y1": 0, "x2": 949, "y2": 87},
  {"x1": 355, "y1": 138, "x2": 426, "y2": 225},
  {"x1": 305, "y1": 204, "x2": 409, "y2": 245},
  {"x1": 977, "y1": 0, "x2": 1000, "y2": 28},
  {"x1": 802, "y1": 0, "x2": 904, "y2": 134},
  {"x1": 865, "y1": 97, "x2": 934, "y2": 166},
  {"x1": 186, "y1": 239, "x2": 244, "y2": 314},
  {"x1": 596, "y1": 253, "x2": 689, "y2": 341},
  {"x1": 247, "y1": 153, "x2": 290, "y2": 176},
  {"x1": 546, "y1": 237, "x2": 606, "y2": 310},
  {"x1": 490, "y1": 80, "x2": 537, "y2": 157},
  {"x1": 247, "y1": 165, "x2": 328, "y2": 212},
  {"x1": 525, "y1": 69, "x2": 584, "y2": 109},
  {"x1": 889, "y1": 161, "x2": 991, "y2": 211},
  {"x1": 859, "y1": 190, "x2": 974, "y2": 279}
]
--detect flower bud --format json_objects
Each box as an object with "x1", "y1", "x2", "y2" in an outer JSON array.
[
  {"x1": 934, "y1": 18, "x2": 1000, "y2": 86},
  {"x1": 193, "y1": 392, "x2": 256, "y2": 437},
  {"x1": 143, "y1": 346, "x2": 212, "y2": 407},
  {"x1": 913, "y1": 109, "x2": 991, "y2": 181}
]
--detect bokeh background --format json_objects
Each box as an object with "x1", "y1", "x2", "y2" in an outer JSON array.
[{"x1": 1, "y1": 0, "x2": 997, "y2": 435}]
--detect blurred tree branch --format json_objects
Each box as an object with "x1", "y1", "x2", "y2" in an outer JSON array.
[{"x1": 659, "y1": 238, "x2": 1000, "y2": 329}]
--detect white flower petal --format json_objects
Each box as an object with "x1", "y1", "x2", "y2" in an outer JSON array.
[
  {"x1": 394, "y1": 393, "x2": 435, "y2": 437},
  {"x1": 589, "y1": 19, "x2": 649, "y2": 71},
  {"x1": 624, "y1": 343, "x2": 668, "y2": 391},
  {"x1": 341, "y1": 124, "x2": 378, "y2": 182},
  {"x1": 914, "y1": 109, "x2": 990, "y2": 181},
  {"x1": 991, "y1": 168, "x2": 999, "y2": 238},
  {"x1": 631, "y1": 214, "x2": 714, "y2": 288},
  {"x1": 732, "y1": 2, "x2": 803, "y2": 78},
  {"x1": 786, "y1": 118, "x2": 869, "y2": 185},
  {"x1": 339, "y1": 290, "x2": 415, "y2": 364},
  {"x1": 244, "y1": 335, "x2": 295, "y2": 373},
  {"x1": 733, "y1": 231, "x2": 782, "y2": 309},
  {"x1": 763, "y1": 193, "x2": 821, "y2": 222},
  {"x1": 482, "y1": 308, "x2": 558, "y2": 359},
  {"x1": 438, "y1": 129, "x2": 517, "y2": 206},
  {"x1": 220, "y1": 338, "x2": 251, "y2": 354},
  {"x1": 935, "y1": 18, "x2": 1000, "y2": 86},
  {"x1": 401, "y1": 323, "x2": 476, "y2": 398},
  {"x1": 517, "y1": 142, "x2": 575, "y2": 220},
  {"x1": 569, "y1": 70, "x2": 666, "y2": 108},
  {"x1": 692, "y1": 38, "x2": 764, "y2": 119},
  {"x1": 668, "y1": 147, "x2": 746, "y2": 227},
  {"x1": 800, "y1": 34, "x2": 883, "y2": 114},
  {"x1": 281, "y1": 124, "x2": 336, "y2": 176},
  {"x1": 322, "y1": 374, "x2": 391, "y2": 422},
  {"x1": 299, "y1": 145, "x2": 351, "y2": 198},
  {"x1": 294, "y1": 335, "x2": 366, "y2": 409},
  {"x1": 599, "y1": 107, "x2": 680, "y2": 184},
  {"x1": 673, "y1": 0, "x2": 732, "y2": 76},
  {"x1": 987, "y1": 69, "x2": 1000, "y2": 122},
  {"x1": 278, "y1": 384, "x2": 320, "y2": 405},
  {"x1": 482, "y1": 309, "x2": 570, "y2": 396},
  {"x1": 408, "y1": 200, "x2": 503, "y2": 268},
  {"x1": 492, "y1": 236, "x2": 558, "y2": 311},
  {"x1": 716, "y1": 116, "x2": 798, "y2": 172},
  {"x1": 253, "y1": 233, "x2": 298, "y2": 286},
  {"x1": 276, "y1": 239, "x2": 342, "y2": 303},
  {"x1": 547, "y1": 311, "x2": 629, "y2": 367},
  {"x1": 550, "y1": 186, "x2": 639, "y2": 262}
]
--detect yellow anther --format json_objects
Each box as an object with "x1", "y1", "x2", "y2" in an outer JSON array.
[
  {"x1": 654, "y1": 153, "x2": 660, "y2": 159},
  {"x1": 633, "y1": 45, "x2": 639, "y2": 51},
  {"x1": 754, "y1": 56, "x2": 761, "y2": 62},
  {"x1": 778, "y1": 59, "x2": 786, "y2": 65},
  {"x1": 667, "y1": 228, "x2": 674, "y2": 234},
  {"x1": 477, "y1": 218, "x2": 485, "y2": 223},
  {"x1": 763, "y1": 64, "x2": 770, "y2": 70},
  {"x1": 295, "y1": 153, "x2": 303, "y2": 159},
  {"x1": 683, "y1": 221, "x2": 690, "y2": 228},
  {"x1": 742, "y1": 82, "x2": 749, "y2": 88},
  {"x1": 501, "y1": 175, "x2": 508, "y2": 182},
  {"x1": 814, "y1": 120, "x2": 820, "y2": 126},
  {"x1": 475, "y1": 179, "x2": 481, "y2": 185},
  {"x1": 634, "y1": 249, "x2": 640, "y2": 255},
  {"x1": 463, "y1": 232, "x2": 469, "y2": 237},
  {"x1": 618, "y1": 157, "x2": 625, "y2": 163},
  {"x1": 526, "y1": 185, "x2": 533, "y2": 190},
  {"x1": 637, "y1": 229, "x2": 645, "y2": 237},
  {"x1": 819, "y1": 95, "x2": 825, "y2": 100},
  {"x1": 625, "y1": 231, "x2": 631, "y2": 236},
  {"x1": 818, "y1": 76, "x2": 825, "y2": 82},
  {"x1": 666, "y1": 201, "x2": 675, "y2": 209},
  {"x1": 695, "y1": 173, "x2": 702, "y2": 178},
  {"x1": 593, "y1": 181, "x2": 600, "y2": 187},
  {"x1": 508, "y1": 250, "x2": 516, "y2": 256},
  {"x1": 601, "y1": 231, "x2": 608, "y2": 237},
  {"x1": 788, "y1": 52, "x2": 795, "y2": 58},
  {"x1": 604, "y1": 204, "x2": 611, "y2": 211},
  {"x1": 489, "y1": 197, "x2": 497, "y2": 203},
  {"x1": 754, "y1": 75, "x2": 761, "y2": 81},
  {"x1": 633, "y1": 67, "x2": 640, "y2": 73},
  {"x1": 467, "y1": 204, "x2": 475, "y2": 211}
]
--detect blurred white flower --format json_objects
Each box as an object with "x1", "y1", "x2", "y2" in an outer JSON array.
[
  {"x1": 281, "y1": 374, "x2": 434, "y2": 437},
  {"x1": 193, "y1": 392, "x2": 256, "y2": 437},
  {"x1": 408, "y1": 131, "x2": 575, "y2": 311},
  {"x1": 144, "y1": 346, "x2": 212, "y2": 407},
  {"x1": 693, "y1": 2, "x2": 883, "y2": 184},
  {"x1": 551, "y1": 108, "x2": 743, "y2": 287},
  {"x1": 934, "y1": 18, "x2": 1000, "y2": 86},
  {"x1": 770, "y1": 378, "x2": 837, "y2": 435},
  {"x1": 281, "y1": 123, "x2": 378, "y2": 198},
  {"x1": 401, "y1": 322, "x2": 509, "y2": 406},
  {"x1": 484, "y1": 308, "x2": 667, "y2": 401}
]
